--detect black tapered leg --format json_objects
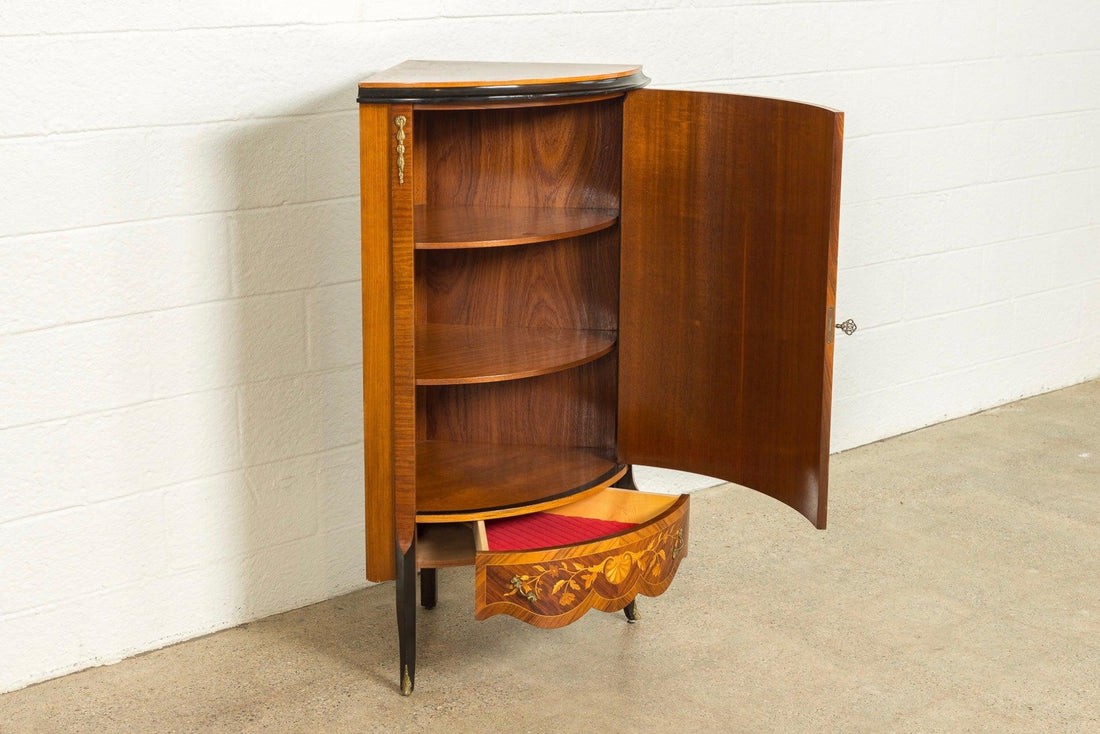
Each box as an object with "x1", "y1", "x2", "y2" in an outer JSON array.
[
  {"x1": 396, "y1": 542, "x2": 417, "y2": 696},
  {"x1": 612, "y1": 465, "x2": 638, "y2": 490},
  {"x1": 623, "y1": 598, "x2": 640, "y2": 623},
  {"x1": 420, "y1": 568, "x2": 437, "y2": 609},
  {"x1": 614, "y1": 467, "x2": 641, "y2": 624}
]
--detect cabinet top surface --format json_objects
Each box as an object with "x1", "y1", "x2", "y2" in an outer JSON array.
[
  {"x1": 357, "y1": 60, "x2": 648, "y2": 104},
  {"x1": 360, "y1": 60, "x2": 642, "y2": 88}
]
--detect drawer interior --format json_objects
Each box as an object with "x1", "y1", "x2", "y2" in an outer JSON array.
[
  {"x1": 480, "y1": 488, "x2": 679, "y2": 552},
  {"x1": 416, "y1": 488, "x2": 682, "y2": 566}
]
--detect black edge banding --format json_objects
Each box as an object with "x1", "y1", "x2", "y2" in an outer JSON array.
[{"x1": 358, "y1": 71, "x2": 650, "y2": 105}]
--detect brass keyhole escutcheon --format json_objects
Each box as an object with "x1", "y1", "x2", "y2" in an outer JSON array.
[{"x1": 836, "y1": 319, "x2": 857, "y2": 336}]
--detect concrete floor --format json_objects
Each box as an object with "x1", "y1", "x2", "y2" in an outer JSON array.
[{"x1": 3, "y1": 381, "x2": 1098, "y2": 733}]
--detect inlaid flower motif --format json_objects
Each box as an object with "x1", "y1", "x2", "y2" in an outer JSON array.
[
  {"x1": 602, "y1": 553, "x2": 633, "y2": 584},
  {"x1": 502, "y1": 525, "x2": 683, "y2": 609}
]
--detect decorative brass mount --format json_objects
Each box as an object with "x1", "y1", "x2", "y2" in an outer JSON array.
[
  {"x1": 394, "y1": 115, "x2": 407, "y2": 184},
  {"x1": 510, "y1": 575, "x2": 537, "y2": 602},
  {"x1": 671, "y1": 529, "x2": 684, "y2": 558}
]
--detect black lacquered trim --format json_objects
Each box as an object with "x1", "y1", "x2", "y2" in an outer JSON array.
[{"x1": 358, "y1": 71, "x2": 650, "y2": 105}]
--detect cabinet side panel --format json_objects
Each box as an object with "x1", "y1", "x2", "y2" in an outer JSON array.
[
  {"x1": 391, "y1": 106, "x2": 418, "y2": 555},
  {"x1": 618, "y1": 90, "x2": 842, "y2": 528},
  {"x1": 361, "y1": 104, "x2": 396, "y2": 581}
]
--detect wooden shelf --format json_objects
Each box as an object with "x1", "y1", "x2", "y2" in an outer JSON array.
[
  {"x1": 416, "y1": 441, "x2": 626, "y2": 522},
  {"x1": 414, "y1": 206, "x2": 618, "y2": 249},
  {"x1": 415, "y1": 324, "x2": 615, "y2": 385}
]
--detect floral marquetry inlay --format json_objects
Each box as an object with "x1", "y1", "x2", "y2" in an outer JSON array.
[
  {"x1": 476, "y1": 498, "x2": 689, "y2": 629},
  {"x1": 505, "y1": 527, "x2": 683, "y2": 606}
]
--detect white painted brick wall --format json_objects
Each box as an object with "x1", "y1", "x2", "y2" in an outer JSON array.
[{"x1": 1, "y1": 0, "x2": 1098, "y2": 693}]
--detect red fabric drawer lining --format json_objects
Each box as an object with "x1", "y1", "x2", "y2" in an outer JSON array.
[{"x1": 485, "y1": 512, "x2": 638, "y2": 551}]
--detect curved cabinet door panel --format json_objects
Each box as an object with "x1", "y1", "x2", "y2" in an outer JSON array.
[{"x1": 618, "y1": 90, "x2": 843, "y2": 528}]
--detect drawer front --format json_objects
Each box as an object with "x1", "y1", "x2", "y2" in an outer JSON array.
[{"x1": 475, "y1": 494, "x2": 688, "y2": 628}]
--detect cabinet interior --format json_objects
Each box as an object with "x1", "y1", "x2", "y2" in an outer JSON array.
[{"x1": 410, "y1": 97, "x2": 626, "y2": 537}]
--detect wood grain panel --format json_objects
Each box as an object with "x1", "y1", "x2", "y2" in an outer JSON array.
[
  {"x1": 619, "y1": 90, "x2": 843, "y2": 529},
  {"x1": 415, "y1": 324, "x2": 615, "y2": 385},
  {"x1": 422, "y1": 355, "x2": 617, "y2": 451},
  {"x1": 414, "y1": 205, "x2": 618, "y2": 249},
  {"x1": 475, "y1": 493, "x2": 688, "y2": 628},
  {"x1": 360, "y1": 104, "x2": 396, "y2": 582},
  {"x1": 390, "y1": 105, "x2": 417, "y2": 554},
  {"x1": 419, "y1": 99, "x2": 622, "y2": 210},
  {"x1": 417, "y1": 228, "x2": 619, "y2": 330},
  {"x1": 416, "y1": 441, "x2": 625, "y2": 521}
]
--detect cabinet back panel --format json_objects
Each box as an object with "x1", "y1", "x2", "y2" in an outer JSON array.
[
  {"x1": 421, "y1": 355, "x2": 616, "y2": 453},
  {"x1": 416, "y1": 229, "x2": 618, "y2": 330},
  {"x1": 418, "y1": 100, "x2": 622, "y2": 210}
]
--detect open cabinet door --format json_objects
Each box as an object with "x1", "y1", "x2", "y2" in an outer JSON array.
[{"x1": 618, "y1": 90, "x2": 842, "y2": 528}]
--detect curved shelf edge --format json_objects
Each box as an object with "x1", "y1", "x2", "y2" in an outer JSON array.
[
  {"x1": 414, "y1": 206, "x2": 618, "y2": 250},
  {"x1": 415, "y1": 325, "x2": 616, "y2": 386},
  {"x1": 415, "y1": 442, "x2": 627, "y2": 523}
]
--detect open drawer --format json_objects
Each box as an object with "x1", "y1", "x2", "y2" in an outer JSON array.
[{"x1": 472, "y1": 488, "x2": 689, "y2": 628}]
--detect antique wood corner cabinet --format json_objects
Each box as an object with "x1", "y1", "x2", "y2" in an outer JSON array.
[{"x1": 358, "y1": 60, "x2": 844, "y2": 695}]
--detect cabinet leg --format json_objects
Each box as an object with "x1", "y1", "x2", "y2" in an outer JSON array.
[
  {"x1": 615, "y1": 468, "x2": 640, "y2": 624},
  {"x1": 396, "y1": 543, "x2": 417, "y2": 695},
  {"x1": 613, "y1": 465, "x2": 638, "y2": 491},
  {"x1": 420, "y1": 567, "x2": 437, "y2": 609},
  {"x1": 623, "y1": 598, "x2": 640, "y2": 623}
]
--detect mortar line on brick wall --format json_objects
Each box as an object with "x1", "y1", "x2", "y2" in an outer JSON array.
[
  {"x1": 0, "y1": 5, "x2": 704, "y2": 40},
  {"x1": 841, "y1": 280, "x2": 1096, "y2": 340},
  {"x1": 0, "y1": 593, "x2": 255, "y2": 694},
  {"x1": 842, "y1": 164, "x2": 1100, "y2": 207},
  {"x1": 837, "y1": 224, "x2": 1098, "y2": 273},
  {"x1": 0, "y1": 485, "x2": 172, "y2": 530},
  {"x1": 0, "y1": 598, "x2": 66, "y2": 624},
  {"x1": 0, "y1": 565, "x2": 373, "y2": 693},
  {"x1": 0, "y1": 18, "x2": 388, "y2": 40},
  {"x1": 674, "y1": 47, "x2": 1100, "y2": 87},
  {"x1": 0, "y1": 277, "x2": 360, "y2": 339},
  {"x1": 232, "y1": 386, "x2": 247, "y2": 486},
  {"x1": 0, "y1": 362, "x2": 363, "y2": 434},
  {"x1": 0, "y1": 439, "x2": 364, "y2": 531},
  {"x1": 0, "y1": 194, "x2": 358, "y2": 242},
  {"x1": 0, "y1": 572, "x2": 215, "y2": 631},
  {"x1": 0, "y1": 108, "x2": 356, "y2": 143},
  {"x1": 831, "y1": 377, "x2": 1100, "y2": 460},
  {"x1": 844, "y1": 108, "x2": 1100, "y2": 142},
  {"x1": 17, "y1": 0, "x2": 1093, "y2": 42},
  {"x1": 991, "y1": 0, "x2": 1004, "y2": 64},
  {"x1": 841, "y1": 338, "x2": 1097, "y2": 404}
]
